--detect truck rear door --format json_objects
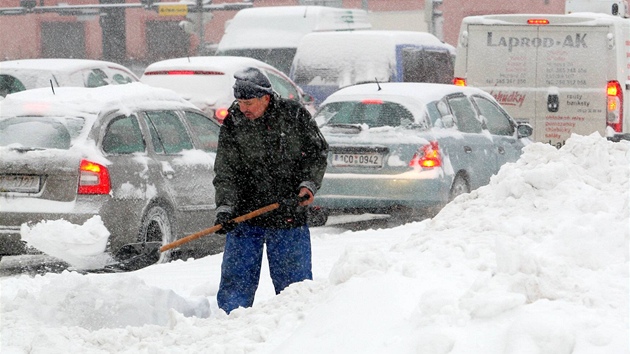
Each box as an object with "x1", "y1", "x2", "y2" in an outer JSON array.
[{"x1": 463, "y1": 16, "x2": 610, "y2": 147}]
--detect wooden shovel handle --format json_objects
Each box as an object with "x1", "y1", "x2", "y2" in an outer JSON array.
[{"x1": 159, "y1": 202, "x2": 280, "y2": 252}]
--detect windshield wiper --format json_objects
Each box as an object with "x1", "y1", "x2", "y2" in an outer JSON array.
[{"x1": 324, "y1": 123, "x2": 363, "y2": 133}]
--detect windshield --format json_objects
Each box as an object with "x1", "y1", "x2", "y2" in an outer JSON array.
[
  {"x1": 316, "y1": 100, "x2": 415, "y2": 128},
  {"x1": 0, "y1": 116, "x2": 84, "y2": 149}
]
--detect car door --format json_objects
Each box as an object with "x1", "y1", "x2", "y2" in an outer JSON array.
[
  {"x1": 100, "y1": 114, "x2": 157, "y2": 239},
  {"x1": 142, "y1": 110, "x2": 215, "y2": 236},
  {"x1": 445, "y1": 94, "x2": 498, "y2": 189},
  {"x1": 471, "y1": 95, "x2": 524, "y2": 167}
]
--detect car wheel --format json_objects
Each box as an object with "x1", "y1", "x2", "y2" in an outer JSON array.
[
  {"x1": 139, "y1": 205, "x2": 175, "y2": 264},
  {"x1": 449, "y1": 173, "x2": 470, "y2": 201}
]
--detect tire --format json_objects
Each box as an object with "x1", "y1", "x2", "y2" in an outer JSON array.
[
  {"x1": 449, "y1": 173, "x2": 470, "y2": 201},
  {"x1": 138, "y1": 205, "x2": 174, "y2": 264}
]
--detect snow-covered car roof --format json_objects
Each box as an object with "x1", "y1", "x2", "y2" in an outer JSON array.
[
  {"x1": 324, "y1": 82, "x2": 489, "y2": 102},
  {"x1": 0, "y1": 58, "x2": 140, "y2": 92},
  {"x1": 142, "y1": 56, "x2": 282, "y2": 74},
  {"x1": 0, "y1": 82, "x2": 196, "y2": 124},
  {"x1": 1, "y1": 58, "x2": 136, "y2": 72}
]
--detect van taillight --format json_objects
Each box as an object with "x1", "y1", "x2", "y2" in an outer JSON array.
[
  {"x1": 607, "y1": 80, "x2": 623, "y2": 132},
  {"x1": 453, "y1": 77, "x2": 467, "y2": 86},
  {"x1": 527, "y1": 18, "x2": 549, "y2": 25},
  {"x1": 409, "y1": 141, "x2": 442, "y2": 168},
  {"x1": 78, "y1": 159, "x2": 111, "y2": 195},
  {"x1": 215, "y1": 108, "x2": 229, "y2": 124}
]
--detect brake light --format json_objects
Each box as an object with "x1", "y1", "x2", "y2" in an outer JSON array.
[
  {"x1": 409, "y1": 141, "x2": 441, "y2": 168},
  {"x1": 215, "y1": 108, "x2": 229, "y2": 124},
  {"x1": 361, "y1": 99, "x2": 383, "y2": 105},
  {"x1": 78, "y1": 159, "x2": 111, "y2": 195},
  {"x1": 453, "y1": 77, "x2": 467, "y2": 86},
  {"x1": 143, "y1": 70, "x2": 225, "y2": 76},
  {"x1": 607, "y1": 80, "x2": 623, "y2": 132},
  {"x1": 527, "y1": 18, "x2": 549, "y2": 25}
]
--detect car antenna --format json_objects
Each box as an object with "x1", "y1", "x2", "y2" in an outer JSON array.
[
  {"x1": 49, "y1": 79, "x2": 55, "y2": 95},
  {"x1": 375, "y1": 78, "x2": 381, "y2": 91},
  {"x1": 187, "y1": 56, "x2": 190, "y2": 62}
]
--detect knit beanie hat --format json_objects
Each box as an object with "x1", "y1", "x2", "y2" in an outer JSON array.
[{"x1": 233, "y1": 67, "x2": 273, "y2": 99}]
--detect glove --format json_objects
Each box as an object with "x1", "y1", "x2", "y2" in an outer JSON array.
[
  {"x1": 278, "y1": 197, "x2": 299, "y2": 215},
  {"x1": 214, "y1": 212, "x2": 236, "y2": 235},
  {"x1": 278, "y1": 194, "x2": 310, "y2": 215}
]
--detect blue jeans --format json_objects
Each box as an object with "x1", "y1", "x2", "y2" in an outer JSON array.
[{"x1": 217, "y1": 222, "x2": 312, "y2": 314}]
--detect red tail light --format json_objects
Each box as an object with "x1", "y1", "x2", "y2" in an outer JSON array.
[
  {"x1": 527, "y1": 18, "x2": 549, "y2": 25},
  {"x1": 78, "y1": 159, "x2": 111, "y2": 195},
  {"x1": 607, "y1": 80, "x2": 623, "y2": 132},
  {"x1": 409, "y1": 141, "x2": 442, "y2": 168},
  {"x1": 361, "y1": 99, "x2": 383, "y2": 105},
  {"x1": 453, "y1": 77, "x2": 467, "y2": 87},
  {"x1": 215, "y1": 107, "x2": 229, "y2": 124}
]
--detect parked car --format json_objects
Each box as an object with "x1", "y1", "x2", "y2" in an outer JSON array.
[
  {"x1": 0, "y1": 58, "x2": 139, "y2": 97},
  {"x1": 140, "y1": 56, "x2": 315, "y2": 124},
  {"x1": 311, "y1": 82, "x2": 533, "y2": 221},
  {"x1": 0, "y1": 83, "x2": 221, "y2": 269}
]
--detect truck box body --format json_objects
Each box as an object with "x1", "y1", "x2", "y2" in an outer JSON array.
[{"x1": 454, "y1": 13, "x2": 630, "y2": 146}]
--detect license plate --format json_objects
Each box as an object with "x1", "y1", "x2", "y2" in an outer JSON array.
[
  {"x1": 0, "y1": 175, "x2": 41, "y2": 193},
  {"x1": 332, "y1": 153, "x2": 383, "y2": 167}
]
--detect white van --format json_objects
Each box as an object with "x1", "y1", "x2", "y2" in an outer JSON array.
[
  {"x1": 290, "y1": 30, "x2": 456, "y2": 106},
  {"x1": 215, "y1": 6, "x2": 371, "y2": 75},
  {"x1": 453, "y1": 11, "x2": 630, "y2": 147}
]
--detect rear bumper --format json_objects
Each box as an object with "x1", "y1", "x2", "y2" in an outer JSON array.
[
  {"x1": 314, "y1": 170, "x2": 451, "y2": 210},
  {"x1": 608, "y1": 133, "x2": 630, "y2": 142}
]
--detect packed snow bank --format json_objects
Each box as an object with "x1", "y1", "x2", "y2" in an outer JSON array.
[{"x1": 1, "y1": 133, "x2": 628, "y2": 354}]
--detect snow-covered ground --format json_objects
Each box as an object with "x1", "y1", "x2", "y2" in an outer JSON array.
[{"x1": 1, "y1": 133, "x2": 628, "y2": 353}]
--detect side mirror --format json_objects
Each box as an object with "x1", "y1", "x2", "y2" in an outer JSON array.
[
  {"x1": 302, "y1": 93, "x2": 315, "y2": 104},
  {"x1": 517, "y1": 123, "x2": 533, "y2": 138}
]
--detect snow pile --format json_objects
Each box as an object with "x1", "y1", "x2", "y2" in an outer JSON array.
[
  {"x1": 1, "y1": 134, "x2": 628, "y2": 354},
  {"x1": 21, "y1": 216, "x2": 114, "y2": 269}
]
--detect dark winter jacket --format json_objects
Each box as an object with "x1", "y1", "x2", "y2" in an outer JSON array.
[{"x1": 213, "y1": 94, "x2": 328, "y2": 228}]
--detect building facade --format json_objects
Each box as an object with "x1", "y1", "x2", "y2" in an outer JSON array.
[{"x1": 0, "y1": 0, "x2": 565, "y2": 72}]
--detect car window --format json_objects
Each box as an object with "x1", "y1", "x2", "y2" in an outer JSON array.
[
  {"x1": 182, "y1": 110, "x2": 220, "y2": 152},
  {"x1": 0, "y1": 74, "x2": 26, "y2": 97},
  {"x1": 472, "y1": 96, "x2": 515, "y2": 136},
  {"x1": 321, "y1": 100, "x2": 414, "y2": 128},
  {"x1": 447, "y1": 95, "x2": 483, "y2": 133},
  {"x1": 425, "y1": 101, "x2": 442, "y2": 126},
  {"x1": 266, "y1": 70, "x2": 300, "y2": 101},
  {"x1": 87, "y1": 69, "x2": 109, "y2": 88},
  {"x1": 102, "y1": 115, "x2": 146, "y2": 154},
  {"x1": 144, "y1": 111, "x2": 193, "y2": 154},
  {"x1": 0, "y1": 117, "x2": 72, "y2": 149},
  {"x1": 108, "y1": 68, "x2": 137, "y2": 84}
]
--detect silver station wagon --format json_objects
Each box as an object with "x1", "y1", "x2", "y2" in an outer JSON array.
[
  {"x1": 312, "y1": 82, "x2": 533, "y2": 220},
  {"x1": 0, "y1": 83, "x2": 221, "y2": 269}
]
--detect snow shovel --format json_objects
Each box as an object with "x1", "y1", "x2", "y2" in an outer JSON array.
[
  {"x1": 103, "y1": 196, "x2": 307, "y2": 272},
  {"x1": 160, "y1": 195, "x2": 309, "y2": 252}
]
